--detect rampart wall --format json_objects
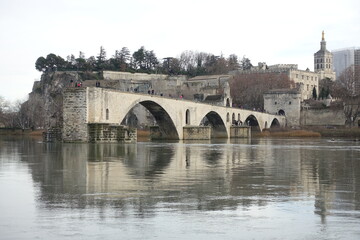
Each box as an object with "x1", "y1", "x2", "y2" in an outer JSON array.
[{"x1": 300, "y1": 108, "x2": 345, "y2": 126}]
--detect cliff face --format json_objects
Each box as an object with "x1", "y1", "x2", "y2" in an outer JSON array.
[{"x1": 28, "y1": 72, "x2": 81, "y2": 130}]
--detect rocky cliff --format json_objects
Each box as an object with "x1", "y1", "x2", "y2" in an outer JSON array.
[{"x1": 28, "y1": 71, "x2": 82, "y2": 130}]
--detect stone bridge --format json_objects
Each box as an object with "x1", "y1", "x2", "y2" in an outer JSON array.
[{"x1": 62, "y1": 87, "x2": 286, "y2": 142}]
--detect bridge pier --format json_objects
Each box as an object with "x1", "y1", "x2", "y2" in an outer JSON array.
[
  {"x1": 88, "y1": 123, "x2": 137, "y2": 143},
  {"x1": 229, "y1": 126, "x2": 251, "y2": 138},
  {"x1": 183, "y1": 126, "x2": 211, "y2": 140}
]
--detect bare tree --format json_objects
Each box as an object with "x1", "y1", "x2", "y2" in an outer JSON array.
[
  {"x1": 230, "y1": 72, "x2": 293, "y2": 109},
  {"x1": 343, "y1": 95, "x2": 360, "y2": 127},
  {"x1": 0, "y1": 96, "x2": 10, "y2": 127},
  {"x1": 338, "y1": 66, "x2": 356, "y2": 95},
  {"x1": 12, "y1": 100, "x2": 30, "y2": 130},
  {"x1": 326, "y1": 66, "x2": 360, "y2": 126}
]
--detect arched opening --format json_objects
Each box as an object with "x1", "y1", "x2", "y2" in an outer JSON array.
[
  {"x1": 124, "y1": 112, "x2": 139, "y2": 127},
  {"x1": 185, "y1": 109, "x2": 190, "y2": 125},
  {"x1": 106, "y1": 109, "x2": 109, "y2": 120},
  {"x1": 121, "y1": 105, "x2": 153, "y2": 129},
  {"x1": 237, "y1": 113, "x2": 240, "y2": 121},
  {"x1": 270, "y1": 118, "x2": 280, "y2": 128},
  {"x1": 121, "y1": 101, "x2": 179, "y2": 140},
  {"x1": 232, "y1": 113, "x2": 236, "y2": 125},
  {"x1": 245, "y1": 115, "x2": 261, "y2": 132},
  {"x1": 226, "y1": 112, "x2": 230, "y2": 122},
  {"x1": 264, "y1": 121, "x2": 268, "y2": 129},
  {"x1": 200, "y1": 111, "x2": 227, "y2": 138},
  {"x1": 278, "y1": 110, "x2": 285, "y2": 116},
  {"x1": 226, "y1": 98, "x2": 230, "y2": 107}
]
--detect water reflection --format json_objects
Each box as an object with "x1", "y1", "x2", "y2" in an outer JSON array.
[{"x1": 1, "y1": 136, "x2": 360, "y2": 238}]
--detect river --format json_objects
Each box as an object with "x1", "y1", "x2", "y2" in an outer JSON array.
[{"x1": 0, "y1": 136, "x2": 359, "y2": 239}]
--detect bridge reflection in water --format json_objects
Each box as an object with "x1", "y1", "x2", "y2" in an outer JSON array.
[
  {"x1": 30, "y1": 138, "x2": 359, "y2": 221},
  {"x1": 2, "y1": 135, "x2": 360, "y2": 239}
]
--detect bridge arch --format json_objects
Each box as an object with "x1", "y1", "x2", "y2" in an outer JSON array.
[
  {"x1": 121, "y1": 100, "x2": 180, "y2": 139},
  {"x1": 245, "y1": 114, "x2": 261, "y2": 132},
  {"x1": 270, "y1": 118, "x2": 280, "y2": 128},
  {"x1": 200, "y1": 111, "x2": 228, "y2": 138}
]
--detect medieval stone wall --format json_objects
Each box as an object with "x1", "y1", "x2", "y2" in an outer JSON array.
[
  {"x1": 103, "y1": 71, "x2": 187, "y2": 81},
  {"x1": 300, "y1": 109, "x2": 345, "y2": 126}
]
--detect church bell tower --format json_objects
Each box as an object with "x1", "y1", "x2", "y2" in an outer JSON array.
[{"x1": 314, "y1": 31, "x2": 333, "y2": 74}]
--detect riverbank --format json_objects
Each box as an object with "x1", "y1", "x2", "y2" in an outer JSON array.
[
  {"x1": 2, "y1": 127, "x2": 359, "y2": 139},
  {"x1": 0, "y1": 128, "x2": 44, "y2": 136},
  {"x1": 256, "y1": 126, "x2": 360, "y2": 138}
]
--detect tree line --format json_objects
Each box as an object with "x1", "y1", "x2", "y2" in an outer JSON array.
[{"x1": 35, "y1": 46, "x2": 253, "y2": 76}]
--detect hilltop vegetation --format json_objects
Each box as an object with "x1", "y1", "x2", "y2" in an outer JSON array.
[{"x1": 35, "y1": 46, "x2": 252, "y2": 77}]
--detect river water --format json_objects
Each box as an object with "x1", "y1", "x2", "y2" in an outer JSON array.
[{"x1": 0, "y1": 136, "x2": 359, "y2": 239}]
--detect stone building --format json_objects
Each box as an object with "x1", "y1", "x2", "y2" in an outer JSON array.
[
  {"x1": 263, "y1": 89, "x2": 301, "y2": 126},
  {"x1": 314, "y1": 31, "x2": 336, "y2": 81},
  {"x1": 232, "y1": 31, "x2": 336, "y2": 101},
  {"x1": 184, "y1": 75, "x2": 232, "y2": 106},
  {"x1": 269, "y1": 64, "x2": 321, "y2": 101},
  {"x1": 231, "y1": 64, "x2": 320, "y2": 101}
]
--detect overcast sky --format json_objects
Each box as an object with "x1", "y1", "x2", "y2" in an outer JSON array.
[{"x1": 1, "y1": 0, "x2": 359, "y2": 102}]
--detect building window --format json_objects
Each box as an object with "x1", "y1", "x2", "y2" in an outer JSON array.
[
  {"x1": 311, "y1": 77, "x2": 313, "y2": 80},
  {"x1": 106, "y1": 109, "x2": 109, "y2": 120},
  {"x1": 275, "y1": 101, "x2": 277, "y2": 105},
  {"x1": 296, "y1": 74, "x2": 298, "y2": 78},
  {"x1": 302, "y1": 75, "x2": 304, "y2": 79},
  {"x1": 307, "y1": 76, "x2": 309, "y2": 80},
  {"x1": 289, "y1": 101, "x2": 291, "y2": 105}
]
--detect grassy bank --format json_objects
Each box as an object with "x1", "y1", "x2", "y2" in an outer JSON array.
[
  {"x1": 256, "y1": 127, "x2": 360, "y2": 138},
  {"x1": 0, "y1": 128, "x2": 44, "y2": 136},
  {"x1": 2, "y1": 127, "x2": 359, "y2": 140},
  {"x1": 304, "y1": 126, "x2": 360, "y2": 138},
  {"x1": 255, "y1": 129, "x2": 321, "y2": 138}
]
